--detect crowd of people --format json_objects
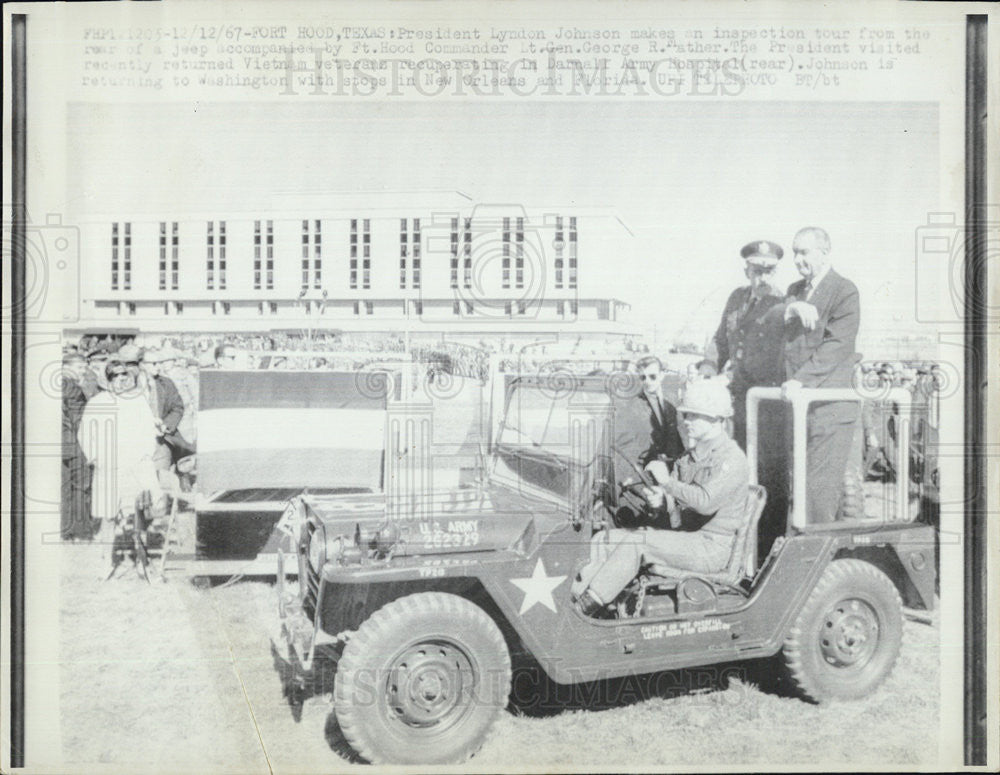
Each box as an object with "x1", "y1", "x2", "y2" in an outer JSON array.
[{"x1": 62, "y1": 343, "x2": 198, "y2": 541}]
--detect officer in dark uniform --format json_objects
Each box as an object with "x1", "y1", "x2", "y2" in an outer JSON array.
[
  {"x1": 712, "y1": 240, "x2": 787, "y2": 448},
  {"x1": 713, "y1": 240, "x2": 789, "y2": 558}
]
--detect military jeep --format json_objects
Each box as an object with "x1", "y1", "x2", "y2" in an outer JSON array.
[{"x1": 272, "y1": 376, "x2": 935, "y2": 765}]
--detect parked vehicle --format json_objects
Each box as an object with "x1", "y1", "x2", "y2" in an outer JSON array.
[{"x1": 273, "y1": 377, "x2": 935, "y2": 765}]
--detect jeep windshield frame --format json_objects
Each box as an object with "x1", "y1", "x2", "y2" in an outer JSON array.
[{"x1": 490, "y1": 376, "x2": 614, "y2": 509}]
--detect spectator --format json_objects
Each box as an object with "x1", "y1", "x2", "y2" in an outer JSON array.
[
  {"x1": 197, "y1": 338, "x2": 216, "y2": 368},
  {"x1": 81, "y1": 349, "x2": 106, "y2": 397},
  {"x1": 78, "y1": 361, "x2": 162, "y2": 529},
  {"x1": 115, "y1": 342, "x2": 142, "y2": 368},
  {"x1": 694, "y1": 359, "x2": 718, "y2": 379},
  {"x1": 141, "y1": 348, "x2": 194, "y2": 466},
  {"x1": 62, "y1": 353, "x2": 96, "y2": 540},
  {"x1": 214, "y1": 343, "x2": 240, "y2": 369},
  {"x1": 161, "y1": 347, "x2": 199, "y2": 445},
  {"x1": 628, "y1": 355, "x2": 684, "y2": 467}
]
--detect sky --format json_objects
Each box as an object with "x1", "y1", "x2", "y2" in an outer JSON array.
[{"x1": 68, "y1": 99, "x2": 940, "y2": 353}]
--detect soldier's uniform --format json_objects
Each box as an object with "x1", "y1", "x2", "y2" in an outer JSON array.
[
  {"x1": 575, "y1": 419, "x2": 750, "y2": 605},
  {"x1": 712, "y1": 240, "x2": 790, "y2": 553},
  {"x1": 714, "y1": 286, "x2": 786, "y2": 448},
  {"x1": 713, "y1": 240, "x2": 787, "y2": 448}
]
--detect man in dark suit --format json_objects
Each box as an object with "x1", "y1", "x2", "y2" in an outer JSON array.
[
  {"x1": 781, "y1": 226, "x2": 861, "y2": 524},
  {"x1": 62, "y1": 352, "x2": 95, "y2": 539},
  {"x1": 140, "y1": 348, "x2": 194, "y2": 467},
  {"x1": 628, "y1": 355, "x2": 684, "y2": 467}
]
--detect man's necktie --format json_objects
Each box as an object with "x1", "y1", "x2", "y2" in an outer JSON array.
[{"x1": 650, "y1": 396, "x2": 663, "y2": 426}]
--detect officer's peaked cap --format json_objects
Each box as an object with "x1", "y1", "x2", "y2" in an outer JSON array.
[{"x1": 740, "y1": 240, "x2": 784, "y2": 267}]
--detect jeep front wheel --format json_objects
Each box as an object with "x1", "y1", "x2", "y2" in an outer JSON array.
[
  {"x1": 780, "y1": 559, "x2": 902, "y2": 702},
  {"x1": 334, "y1": 592, "x2": 511, "y2": 764}
]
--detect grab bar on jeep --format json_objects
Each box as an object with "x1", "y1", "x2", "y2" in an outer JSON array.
[{"x1": 746, "y1": 386, "x2": 913, "y2": 530}]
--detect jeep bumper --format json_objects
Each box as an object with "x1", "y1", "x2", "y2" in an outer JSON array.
[
  {"x1": 271, "y1": 548, "x2": 349, "y2": 681},
  {"x1": 271, "y1": 548, "x2": 319, "y2": 677}
]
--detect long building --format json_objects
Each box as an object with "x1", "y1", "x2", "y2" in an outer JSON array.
[{"x1": 72, "y1": 193, "x2": 634, "y2": 338}]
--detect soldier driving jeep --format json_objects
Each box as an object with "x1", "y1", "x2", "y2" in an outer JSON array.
[{"x1": 572, "y1": 378, "x2": 749, "y2": 616}]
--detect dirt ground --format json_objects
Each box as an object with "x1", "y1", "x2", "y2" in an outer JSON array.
[{"x1": 57, "y1": 539, "x2": 941, "y2": 773}]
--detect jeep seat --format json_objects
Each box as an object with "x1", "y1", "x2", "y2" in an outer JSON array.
[{"x1": 644, "y1": 484, "x2": 768, "y2": 591}]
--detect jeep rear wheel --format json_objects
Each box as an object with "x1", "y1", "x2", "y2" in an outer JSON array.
[
  {"x1": 334, "y1": 592, "x2": 511, "y2": 765},
  {"x1": 780, "y1": 559, "x2": 902, "y2": 702}
]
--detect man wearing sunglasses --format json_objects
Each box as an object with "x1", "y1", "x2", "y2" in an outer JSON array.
[
  {"x1": 214, "y1": 343, "x2": 240, "y2": 369},
  {"x1": 632, "y1": 355, "x2": 684, "y2": 468}
]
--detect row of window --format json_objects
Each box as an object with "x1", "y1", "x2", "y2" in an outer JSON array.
[
  {"x1": 110, "y1": 222, "x2": 131, "y2": 291},
  {"x1": 399, "y1": 218, "x2": 420, "y2": 290},
  {"x1": 553, "y1": 215, "x2": 578, "y2": 290},
  {"x1": 109, "y1": 217, "x2": 578, "y2": 292},
  {"x1": 349, "y1": 219, "x2": 372, "y2": 290},
  {"x1": 113, "y1": 298, "x2": 581, "y2": 317}
]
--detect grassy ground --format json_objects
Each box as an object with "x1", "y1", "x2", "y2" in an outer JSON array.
[{"x1": 59, "y1": 542, "x2": 940, "y2": 773}]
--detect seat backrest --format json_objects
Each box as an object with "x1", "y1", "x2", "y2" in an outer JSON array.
[
  {"x1": 741, "y1": 484, "x2": 768, "y2": 579},
  {"x1": 717, "y1": 484, "x2": 768, "y2": 583},
  {"x1": 644, "y1": 484, "x2": 768, "y2": 586}
]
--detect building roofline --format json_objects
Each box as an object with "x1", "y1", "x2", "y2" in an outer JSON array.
[{"x1": 71, "y1": 192, "x2": 633, "y2": 231}]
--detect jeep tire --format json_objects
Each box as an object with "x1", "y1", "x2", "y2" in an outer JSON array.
[
  {"x1": 334, "y1": 592, "x2": 511, "y2": 764},
  {"x1": 780, "y1": 559, "x2": 902, "y2": 702}
]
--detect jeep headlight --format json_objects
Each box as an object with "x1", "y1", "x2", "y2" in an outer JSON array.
[{"x1": 308, "y1": 527, "x2": 345, "y2": 570}]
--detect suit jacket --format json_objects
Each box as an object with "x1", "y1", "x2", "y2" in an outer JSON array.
[
  {"x1": 612, "y1": 385, "x2": 683, "y2": 473},
  {"x1": 784, "y1": 268, "x2": 860, "y2": 388},
  {"x1": 62, "y1": 379, "x2": 88, "y2": 458},
  {"x1": 152, "y1": 375, "x2": 185, "y2": 435},
  {"x1": 638, "y1": 390, "x2": 685, "y2": 465}
]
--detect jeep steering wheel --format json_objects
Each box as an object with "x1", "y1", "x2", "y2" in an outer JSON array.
[
  {"x1": 612, "y1": 446, "x2": 657, "y2": 497},
  {"x1": 620, "y1": 480, "x2": 651, "y2": 498}
]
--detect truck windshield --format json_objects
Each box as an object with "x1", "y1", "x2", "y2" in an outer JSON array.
[{"x1": 493, "y1": 384, "x2": 611, "y2": 501}]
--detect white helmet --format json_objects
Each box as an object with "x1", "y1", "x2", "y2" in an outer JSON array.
[{"x1": 678, "y1": 378, "x2": 734, "y2": 419}]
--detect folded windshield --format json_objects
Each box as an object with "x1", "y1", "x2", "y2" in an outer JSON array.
[{"x1": 494, "y1": 384, "x2": 612, "y2": 499}]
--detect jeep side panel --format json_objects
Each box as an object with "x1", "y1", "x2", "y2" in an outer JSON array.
[
  {"x1": 474, "y1": 529, "x2": 837, "y2": 684},
  {"x1": 477, "y1": 525, "x2": 931, "y2": 685},
  {"x1": 301, "y1": 522, "x2": 933, "y2": 687}
]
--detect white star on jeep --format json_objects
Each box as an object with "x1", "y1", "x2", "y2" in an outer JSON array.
[{"x1": 510, "y1": 559, "x2": 566, "y2": 615}]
